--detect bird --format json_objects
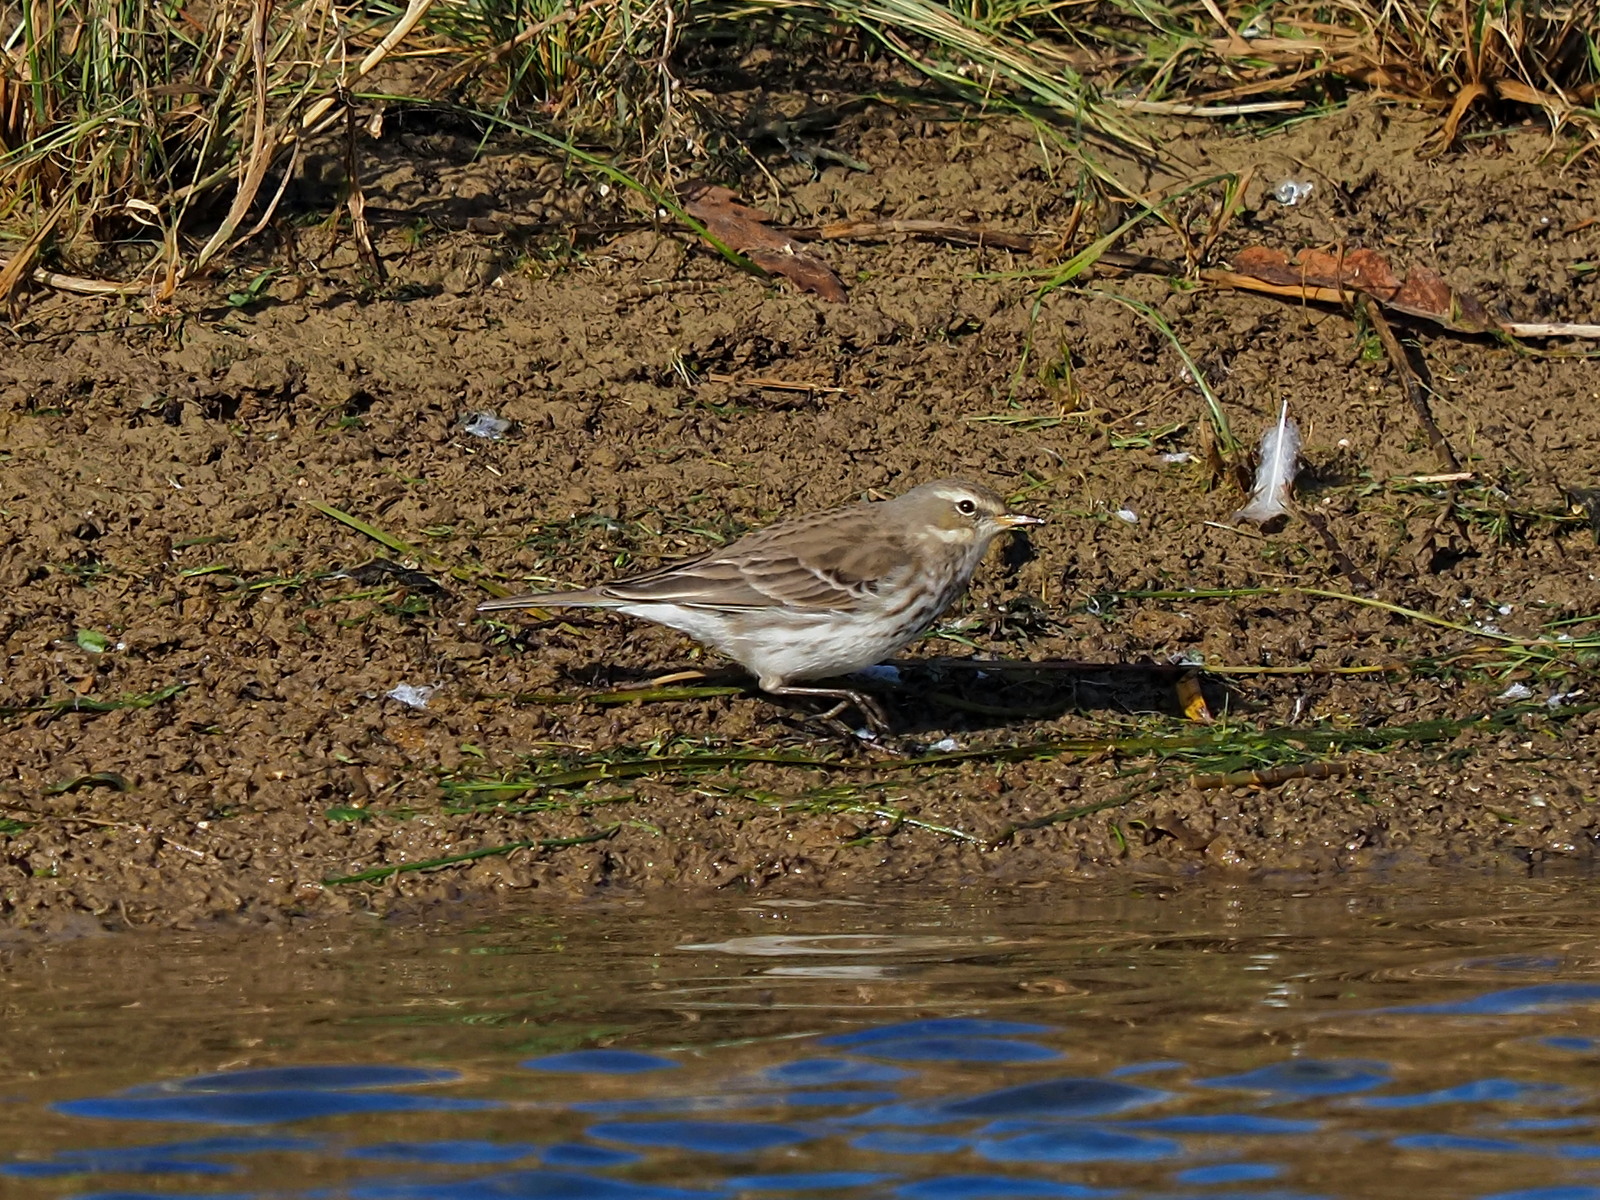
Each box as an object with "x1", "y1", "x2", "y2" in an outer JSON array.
[{"x1": 477, "y1": 479, "x2": 1042, "y2": 730}]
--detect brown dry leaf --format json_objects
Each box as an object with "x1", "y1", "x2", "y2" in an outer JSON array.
[
  {"x1": 680, "y1": 182, "x2": 846, "y2": 302},
  {"x1": 1226, "y1": 245, "x2": 1498, "y2": 333},
  {"x1": 1436, "y1": 81, "x2": 1491, "y2": 151}
]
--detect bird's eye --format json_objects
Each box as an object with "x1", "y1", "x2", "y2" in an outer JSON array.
[{"x1": 956, "y1": 498, "x2": 977, "y2": 516}]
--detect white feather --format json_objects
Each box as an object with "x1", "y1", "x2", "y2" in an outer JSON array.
[{"x1": 1233, "y1": 400, "x2": 1302, "y2": 524}]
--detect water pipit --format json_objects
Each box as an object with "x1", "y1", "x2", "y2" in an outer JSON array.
[{"x1": 478, "y1": 479, "x2": 1042, "y2": 730}]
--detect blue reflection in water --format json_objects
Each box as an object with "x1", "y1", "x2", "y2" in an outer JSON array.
[
  {"x1": 1174, "y1": 1161, "x2": 1284, "y2": 1184},
  {"x1": 55, "y1": 1090, "x2": 497, "y2": 1125},
  {"x1": 1498, "y1": 1118, "x2": 1595, "y2": 1132},
  {"x1": 1121, "y1": 1114, "x2": 1321, "y2": 1135},
  {"x1": 820, "y1": 1020, "x2": 1057, "y2": 1047},
  {"x1": 940, "y1": 1078, "x2": 1167, "y2": 1119},
  {"x1": 1200, "y1": 1060, "x2": 1390, "y2": 1096},
  {"x1": 724, "y1": 1171, "x2": 901, "y2": 1191},
  {"x1": 759, "y1": 1059, "x2": 917, "y2": 1087},
  {"x1": 1384, "y1": 984, "x2": 1600, "y2": 1016},
  {"x1": 1, "y1": 1137, "x2": 317, "y2": 1178},
  {"x1": 1, "y1": 1151, "x2": 237, "y2": 1178},
  {"x1": 345, "y1": 1170, "x2": 725, "y2": 1198},
  {"x1": 167, "y1": 1067, "x2": 457, "y2": 1092},
  {"x1": 574, "y1": 1089, "x2": 900, "y2": 1115},
  {"x1": 20, "y1": 945, "x2": 1600, "y2": 1200},
  {"x1": 1357, "y1": 1079, "x2": 1580, "y2": 1108},
  {"x1": 1108, "y1": 1061, "x2": 1185, "y2": 1078},
  {"x1": 835, "y1": 1076, "x2": 1165, "y2": 1130},
  {"x1": 523, "y1": 1051, "x2": 681, "y2": 1074},
  {"x1": 974, "y1": 1123, "x2": 1180, "y2": 1164},
  {"x1": 54, "y1": 1065, "x2": 492, "y2": 1126},
  {"x1": 587, "y1": 1119, "x2": 813, "y2": 1153},
  {"x1": 851, "y1": 1130, "x2": 971, "y2": 1155},
  {"x1": 1393, "y1": 1133, "x2": 1532, "y2": 1154},
  {"x1": 541, "y1": 1143, "x2": 642, "y2": 1168},
  {"x1": 893, "y1": 1177, "x2": 1115, "y2": 1198},
  {"x1": 345, "y1": 1140, "x2": 540, "y2": 1164},
  {"x1": 849, "y1": 1038, "x2": 1061, "y2": 1064}
]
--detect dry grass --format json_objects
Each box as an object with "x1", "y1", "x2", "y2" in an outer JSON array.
[
  {"x1": 0, "y1": 0, "x2": 419, "y2": 296},
  {"x1": 0, "y1": 0, "x2": 1595, "y2": 292},
  {"x1": 395, "y1": 0, "x2": 689, "y2": 155},
  {"x1": 1083, "y1": 0, "x2": 1600, "y2": 147}
]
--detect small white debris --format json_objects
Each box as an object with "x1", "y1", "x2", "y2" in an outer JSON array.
[
  {"x1": 1271, "y1": 179, "x2": 1314, "y2": 206},
  {"x1": 598, "y1": 183, "x2": 610, "y2": 197},
  {"x1": 1496, "y1": 683, "x2": 1534, "y2": 702},
  {"x1": 459, "y1": 411, "x2": 511, "y2": 440},
  {"x1": 852, "y1": 727, "x2": 878, "y2": 742},
  {"x1": 1115, "y1": 508, "x2": 1139, "y2": 524},
  {"x1": 1547, "y1": 690, "x2": 1584, "y2": 708},
  {"x1": 927, "y1": 737, "x2": 962, "y2": 753},
  {"x1": 855, "y1": 664, "x2": 902, "y2": 685},
  {"x1": 1159, "y1": 451, "x2": 1195, "y2": 464},
  {"x1": 1497, "y1": 604, "x2": 1513, "y2": 616},
  {"x1": 386, "y1": 683, "x2": 437, "y2": 709}
]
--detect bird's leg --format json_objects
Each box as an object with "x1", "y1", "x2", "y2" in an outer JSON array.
[{"x1": 764, "y1": 684, "x2": 892, "y2": 734}]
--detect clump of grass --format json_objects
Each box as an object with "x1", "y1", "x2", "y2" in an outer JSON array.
[
  {"x1": 401, "y1": 0, "x2": 689, "y2": 157},
  {"x1": 1083, "y1": 0, "x2": 1600, "y2": 146},
  {"x1": 2, "y1": 1, "x2": 351, "y2": 282},
  {"x1": 4, "y1": 0, "x2": 1595, "y2": 290}
]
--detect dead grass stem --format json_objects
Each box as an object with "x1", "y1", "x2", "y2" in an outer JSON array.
[{"x1": 2, "y1": 0, "x2": 1593, "y2": 288}]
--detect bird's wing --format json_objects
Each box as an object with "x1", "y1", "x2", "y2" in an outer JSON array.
[{"x1": 599, "y1": 511, "x2": 915, "y2": 610}]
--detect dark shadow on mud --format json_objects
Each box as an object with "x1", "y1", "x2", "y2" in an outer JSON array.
[
  {"x1": 882, "y1": 659, "x2": 1230, "y2": 736},
  {"x1": 536, "y1": 655, "x2": 1225, "y2": 739}
]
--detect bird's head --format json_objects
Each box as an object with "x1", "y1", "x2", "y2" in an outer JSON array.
[{"x1": 891, "y1": 479, "x2": 1043, "y2": 548}]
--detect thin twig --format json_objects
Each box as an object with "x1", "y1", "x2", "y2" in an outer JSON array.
[
  {"x1": 1358, "y1": 295, "x2": 1461, "y2": 472},
  {"x1": 703, "y1": 372, "x2": 845, "y2": 393},
  {"x1": 1110, "y1": 98, "x2": 1306, "y2": 115},
  {"x1": 1502, "y1": 322, "x2": 1600, "y2": 338}
]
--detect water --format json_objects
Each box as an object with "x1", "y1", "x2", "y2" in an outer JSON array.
[{"x1": 5, "y1": 873, "x2": 1600, "y2": 1200}]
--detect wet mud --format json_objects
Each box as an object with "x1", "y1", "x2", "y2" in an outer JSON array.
[{"x1": 3, "y1": 99, "x2": 1599, "y2": 928}]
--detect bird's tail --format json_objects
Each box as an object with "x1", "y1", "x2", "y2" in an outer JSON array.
[{"x1": 476, "y1": 588, "x2": 615, "y2": 613}]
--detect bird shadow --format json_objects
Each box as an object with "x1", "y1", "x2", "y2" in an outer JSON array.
[
  {"x1": 880, "y1": 656, "x2": 1228, "y2": 737},
  {"x1": 555, "y1": 656, "x2": 1226, "y2": 739}
]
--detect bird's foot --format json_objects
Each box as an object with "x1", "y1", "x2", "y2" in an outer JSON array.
[{"x1": 767, "y1": 684, "x2": 893, "y2": 737}]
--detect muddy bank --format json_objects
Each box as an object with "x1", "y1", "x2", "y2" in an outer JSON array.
[{"x1": 2, "y1": 100, "x2": 1599, "y2": 929}]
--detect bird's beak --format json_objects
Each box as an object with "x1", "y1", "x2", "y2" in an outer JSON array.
[{"x1": 996, "y1": 512, "x2": 1044, "y2": 528}]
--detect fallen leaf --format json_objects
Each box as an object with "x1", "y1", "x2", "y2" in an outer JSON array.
[
  {"x1": 1227, "y1": 245, "x2": 1498, "y2": 332},
  {"x1": 680, "y1": 182, "x2": 846, "y2": 302}
]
